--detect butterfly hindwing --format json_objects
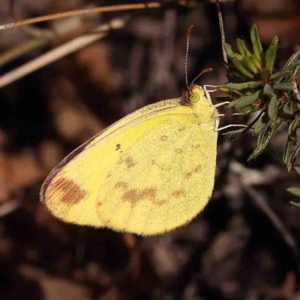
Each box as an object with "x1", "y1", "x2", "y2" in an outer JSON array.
[{"x1": 96, "y1": 115, "x2": 217, "y2": 235}]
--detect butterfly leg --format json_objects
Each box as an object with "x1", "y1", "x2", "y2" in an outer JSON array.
[
  {"x1": 232, "y1": 112, "x2": 251, "y2": 116},
  {"x1": 203, "y1": 84, "x2": 218, "y2": 93},
  {"x1": 213, "y1": 101, "x2": 230, "y2": 108},
  {"x1": 204, "y1": 85, "x2": 249, "y2": 132},
  {"x1": 203, "y1": 85, "x2": 217, "y2": 105},
  {"x1": 216, "y1": 124, "x2": 247, "y2": 132}
]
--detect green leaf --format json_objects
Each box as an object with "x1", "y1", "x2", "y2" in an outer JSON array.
[
  {"x1": 237, "y1": 39, "x2": 247, "y2": 57},
  {"x1": 227, "y1": 67, "x2": 248, "y2": 82},
  {"x1": 249, "y1": 121, "x2": 281, "y2": 159},
  {"x1": 226, "y1": 81, "x2": 261, "y2": 90},
  {"x1": 283, "y1": 137, "x2": 293, "y2": 165},
  {"x1": 260, "y1": 69, "x2": 270, "y2": 80},
  {"x1": 233, "y1": 56, "x2": 255, "y2": 79},
  {"x1": 250, "y1": 54, "x2": 262, "y2": 70},
  {"x1": 263, "y1": 84, "x2": 274, "y2": 96},
  {"x1": 295, "y1": 167, "x2": 300, "y2": 177},
  {"x1": 290, "y1": 201, "x2": 300, "y2": 208},
  {"x1": 218, "y1": 86, "x2": 230, "y2": 93},
  {"x1": 254, "y1": 113, "x2": 270, "y2": 133},
  {"x1": 288, "y1": 142, "x2": 300, "y2": 168},
  {"x1": 273, "y1": 82, "x2": 294, "y2": 91},
  {"x1": 285, "y1": 60, "x2": 300, "y2": 72},
  {"x1": 284, "y1": 49, "x2": 300, "y2": 73},
  {"x1": 283, "y1": 100, "x2": 294, "y2": 115},
  {"x1": 288, "y1": 115, "x2": 300, "y2": 138},
  {"x1": 287, "y1": 187, "x2": 300, "y2": 198},
  {"x1": 243, "y1": 56, "x2": 259, "y2": 74},
  {"x1": 264, "y1": 36, "x2": 279, "y2": 73},
  {"x1": 270, "y1": 69, "x2": 292, "y2": 81},
  {"x1": 268, "y1": 94, "x2": 278, "y2": 121},
  {"x1": 224, "y1": 43, "x2": 235, "y2": 60},
  {"x1": 234, "y1": 90, "x2": 260, "y2": 110},
  {"x1": 250, "y1": 25, "x2": 263, "y2": 62}
]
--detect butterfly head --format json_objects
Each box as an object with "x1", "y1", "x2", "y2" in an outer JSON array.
[
  {"x1": 182, "y1": 84, "x2": 205, "y2": 105},
  {"x1": 189, "y1": 84, "x2": 204, "y2": 104}
]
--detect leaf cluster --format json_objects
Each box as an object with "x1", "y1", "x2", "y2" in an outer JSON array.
[{"x1": 219, "y1": 25, "x2": 300, "y2": 169}]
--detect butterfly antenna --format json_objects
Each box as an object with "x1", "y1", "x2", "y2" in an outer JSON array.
[
  {"x1": 216, "y1": 0, "x2": 227, "y2": 64},
  {"x1": 185, "y1": 24, "x2": 194, "y2": 89},
  {"x1": 191, "y1": 67, "x2": 213, "y2": 85}
]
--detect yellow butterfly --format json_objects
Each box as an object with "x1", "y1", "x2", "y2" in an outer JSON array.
[{"x1": 40, "y1": 83, "x2": 219, "y2": 235}]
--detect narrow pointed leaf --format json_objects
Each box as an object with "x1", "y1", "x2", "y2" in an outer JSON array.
[
  {"x1": 287, "y1": 187, "x2": 300, "y2": 198},
  {"x1": 224, "y1": 43, "x2": 235, "y2": 60},
  {"x1": 284, "y1": 49, "x2": 300, "y2": 70},
  {"x1": 227, "y1": 81, "x2": 261, "y2": 90},
  {"x1": 250, "y1": 54, "x2": 262, "y2": 70},
  {"x1": 254, "y1": 113, "x2": 270, "y2": 133},
  {"x1": 218, "y1": 86, "x2": 230, "y2": 93},
  {"x1": 288, "y1": 115, "x2": 300, "y2": 138},
  {"x1": 291, "y1": 201, "x2": 300, "y2": 208},
  {"x1": 288, "y1": 142, "x2": 300, "y2": 167},
  {"x1": 250, "y1": 24, "x2": 263, "y2": 62},
  {"x1": 237, "y1": 39, "x2": 252, "y2": 57},
  {"x1": 249, "y1": 121, "x2": 280, "y2": 160},
  {"x1": 233, "y1": 57, "x2": 255, "y2": 79},
  {"x1": 273, "y1": 82, "x2": 294, "y2": 91},
  {"x1": 283, "y1": 137, "x2": 293, "y2": 165},
  {"x1": 285, "y1": 60, "x2": 300, "y2": 72},
  {"x1": 265, "y1": 36, "x2": 279, "y2": 73},
  {"x1": 283, "y1": 100, "x2": 294, "y2": 115},
  {"x1": 268, "y1": 94, "x2": 278, "y2": 121},
  {"x1": 263, "y1": 84, "x2": 274, "y2": 95},
  {"x1": 295, "y1": 167, "x2": 300, "y2": 177},
  {"x1": 243, "y1": 57, "x2": 259, "y2": 74},
  {"x1": 270, "y1": 69, "x2": 292, "y2": 81},
  {"x1": 235, "y1": 90, "x2": 260, "y2": 109}
]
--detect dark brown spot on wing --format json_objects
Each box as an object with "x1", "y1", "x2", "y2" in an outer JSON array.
[
  {"x1": 124, "y1": 156, "x2": 135, "y2": 168},
  {"x1": 171, "y1": 189, "x2": 186, "y2": 197},
  {"x1": 52, "y1": 178, "x2": 86, "y2": 204},
  {"x1": 175, "y1": 148, "x2": 183, "y2": 154},
  {"x1": 161, "y1": 135, "x2": 168, "y2": 141},
  {"x1": 185, "y1": 164, "x2": 202, "y2": 179},
  {"x1": 115, "y1": 181, "x2": 128, "y2": 189},
  {"x1": 123, "y1": 188, "x2": 157, "y2": 206},
  {"x1": 185, "y1": 171, "x2": 192, "y2": 179},
  {"x1": 156, "y1": 199, "x2": 167, "y2": 206},
  {"x1": 194, "y1": 164, "x2": 202, "y2": 172},
  {"x1": 115, "y1": 144, "x2": 121, "y2": 151}
]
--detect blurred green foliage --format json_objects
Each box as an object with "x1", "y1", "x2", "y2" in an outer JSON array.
[{"x1": 219, "y1": 25, "x2": 300, "y2": 170}]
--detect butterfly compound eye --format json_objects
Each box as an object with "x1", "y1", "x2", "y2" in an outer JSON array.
[{"x1": 190, "y1": 87, "x2": 201, "y2": 104}]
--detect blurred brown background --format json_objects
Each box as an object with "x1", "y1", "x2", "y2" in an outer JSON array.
[{"x1": 0, "y1": 0, "x2": 300, "y2": 299}]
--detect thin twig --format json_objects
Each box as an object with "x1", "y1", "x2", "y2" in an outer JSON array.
[
  {"x1": 0, "y1": 3, "x2": 160, "y2": 31},
  {"x1": 0, "y1": 18, "x2": 126, "y2": 88},
  {"x1": 0, "y1": 1, "x2": 236, "y2": 31},
  {"x1": 216, "y1": 0, "x2": 227, "y2": 64}
]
